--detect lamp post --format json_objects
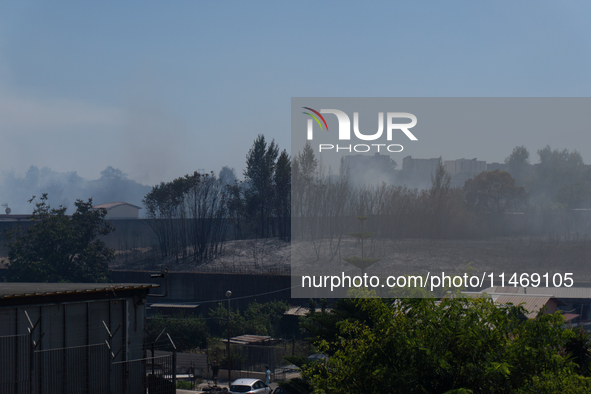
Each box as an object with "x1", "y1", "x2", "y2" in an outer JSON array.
[{"x1": 226, "y1": 290, "x2": 232, "y2": 385}]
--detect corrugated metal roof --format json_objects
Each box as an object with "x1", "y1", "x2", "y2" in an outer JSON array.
[
  {"x1": 285, "y1": 306, "x2": 331, "y2": 316},
  {"x1": 564, "y1": 313, "x2": 580, "y2": 322},
  {"x1": 150, "y1": 303, "x2": 200, "y2": 309},
  {"x1": 482, "y1": 286, "x2": 591, "y2": 299},
  {"x1": 224, "y1": 335, "x2": 275, "y2": 345},
  {"x1": 492, "y1": 295, "x2": 553, "y2": 318},
  {"x1": 93, "y1": 202, "x2": 142, "y2": 210},
  {"x1": 0, "y1": 283, "x2": 158, "y2": 299}
]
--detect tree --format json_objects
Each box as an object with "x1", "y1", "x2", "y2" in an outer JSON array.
[
  {"x1": 463, "y1": 170, "x2": 527, "y2": 217},
  {"x1": 427, "y1": 159, "x2": 454, "y2": 238},
  {"x1": 532, "y1": 146, "x2": 585, "y2": 198},
  {"x1": 342, "y1": 216, "x2": 380, "y2": 275},
  {"x1": 6, "y1": 194, "x2": 114, "y2": 282},
  {"x1": 243, "y1": 135, "x2": 279, "y2": 238},
  {"x1": 273, "y1": 150, "x2": 291, "y2": 241},
  {"x1": 504, "y1": 145, "x2": 530, "y2": 186},
  {"x1": 143, "y1": 172, "x2": 227, "y2": 264},
  {"x1": 219, "y1": 166, "x2": 238, "y2": 186},
  {"x1": 302, "y1": 294, "x2": 591, "y2": 394}
]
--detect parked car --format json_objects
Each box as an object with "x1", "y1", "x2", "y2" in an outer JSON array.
[
  {"x1": 307, "y1": 353, "x2": 328, "y2": 364},
  {"x1": 229, "y1": 378, "x2": 271, "y2": 394}
]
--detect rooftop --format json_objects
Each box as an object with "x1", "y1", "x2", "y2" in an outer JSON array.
[
  {"x1": 0, "y1": 283, "x2": 158, "y2": 299},
  {"x1": 93, "y1": 202, "x2": 142, "y2": 210},
  {"x1": 482, "y1": 286, "x2": 591, "y2": 299}
]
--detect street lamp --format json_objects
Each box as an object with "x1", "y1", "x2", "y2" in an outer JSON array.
[{"x1": 226, "y1": 290, "x2": 232, "y2": 385}]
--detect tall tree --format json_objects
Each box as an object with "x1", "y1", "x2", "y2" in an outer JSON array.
[
  {"x1": 533, "y1": 146, "x2": 585, "y2": 198},
  {"x1": 243, "y1": 135, "x2": 279, "y2": 238},
  {"x1": 463, "y1": 170, "x2": 527, "y2": 217},
  {"x1": 427, "y1": 158, "x2": 454, "y2": 238},
  {"x1": 505, "y1": 145, "x2": 531, "y2": 186},
  {"x1": 274, "y1": 149, "x2": 291, "y2": 241},
  {"x1": 6, "y1": 194, "x2": 114, "y2": 282}
]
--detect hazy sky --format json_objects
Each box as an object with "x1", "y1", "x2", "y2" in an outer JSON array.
[{"x1": 1, "y1": 1, "x2": 590, "y2": 185}]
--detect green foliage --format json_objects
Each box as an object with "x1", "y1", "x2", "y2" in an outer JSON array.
[
  {"x1": 505, "y1": 145, "x2": 530, "y2": 186},
  {"x1": 6, "y1": 194, "x2": 114, "y2": 282},
  {"x1": 301, "y1": 296, "x2": 591, "y2": 394},
  {"x1": 176, "y1": 380, "x2": 193, "y2": 389},
  {"x1": 243, "y1": 300, "x2": 290, "y2": 336},
  {"x1": 208, "y1": 302, "x2": 246, "y2": 338},
  {"x1": 463, "y1": 170, "x2": 527, "y2": 216},
  {"x1": 208, "y1": 300, "x2": 289, "y2": 338},
  {"x1": 244, "y1": 134, "x2": 280, "y2": 238},
  {"x1": 146, "y1": 312, "x2": 209, "y2": 351},
  {"x1": 274, "y1": 149, "x2": 291, "y2": 241},
  {"x1": 564, "y1": 327, "x2": 591, "y2": 376}
]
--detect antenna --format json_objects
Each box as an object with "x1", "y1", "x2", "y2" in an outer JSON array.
[{"x1": 1, "y1": 204, "x2": 10, "y2": 214}]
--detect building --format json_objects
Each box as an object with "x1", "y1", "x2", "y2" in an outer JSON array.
[
  {"x1": 0, "y1": 282, "x2": 174, "y2": 393},
  {"x1": 401, "y1": 156, "x2": 441, "y2": 180},
  {"x1": 342, "y1": 153, "x2": 397, "y2": 184},
  {"x1": 93, "y1": 202, "x2": 141, "y2": 219},
  {"x1": 476, "y1": 286, "x2": 591, "y2": 323},
  {"x1": 487, "y1": 162, "x2": 508, "y2": 172},
  {"x1": 444, "y1": 158, "x2": 486, "y2": 176}
]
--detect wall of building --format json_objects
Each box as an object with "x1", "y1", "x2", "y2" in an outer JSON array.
[
  {"x1": 0, "y1": 296, "x2": 146, "y2": 361},
  {"x1": 110, "y1": 270, "x2": 293, "y2": 310},
  {"x1": 107, "y1": 205, "x2": 140, "y2": 219}
]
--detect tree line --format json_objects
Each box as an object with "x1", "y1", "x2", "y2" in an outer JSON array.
[{"x1": 142, "y1": 134, "x2": 291, "y2": 265}]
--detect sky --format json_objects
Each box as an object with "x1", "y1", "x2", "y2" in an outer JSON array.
[{"x1": 0, "y1": 1, "x2": 590, "y2": 186}]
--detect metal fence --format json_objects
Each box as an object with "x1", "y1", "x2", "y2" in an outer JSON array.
[
  {"x1": 35, "y1": 343, "x2": 110, "y2": 394},
  {"x1": 0, "y1": 334, "x2": 31, "y2": 394},
  {"x1": 229, "y1": 343, "x2": 287, "y2": 373},
  {"x1": 0, "y1": 334, "x2": 175, "y2": 394},
  {"x1": 112, "y1": 355, "x2": 175, "y2": 394}
]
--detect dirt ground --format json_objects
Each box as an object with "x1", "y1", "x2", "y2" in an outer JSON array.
[{"x1": 109, "y1": 236, "x2": 591, "y2": 284}]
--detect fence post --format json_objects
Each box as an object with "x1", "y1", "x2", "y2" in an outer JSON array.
[
  {"x1": 29, "y1": 333, "x2": 34, "y2": 394},
  {"x1": 172, "y1": 348, "x2": 177, "y2": 389},
  {"x1": 167, "y1": 333, "x2": 177, "y2": 390}
]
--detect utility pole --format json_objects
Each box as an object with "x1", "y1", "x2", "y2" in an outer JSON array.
[{"x1": 226, "y1": 290, "x2": 232, "y2": 385}]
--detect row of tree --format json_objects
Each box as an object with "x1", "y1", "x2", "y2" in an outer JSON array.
[
  {"x1": 504, "y1": 145, "x2": 591, "y2": 209},
  {"x1": 142, "y1": 134, "x2": 290, "y2": 264}
]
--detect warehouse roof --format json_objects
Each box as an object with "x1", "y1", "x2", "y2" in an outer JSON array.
[
  {"x1": 0, "y1": 283, "x2": 158, "y2": 299},
  {"x1": 482, "y1": 286, "x2": 591, "y2": 299},
  {"x1": 93, "y1": 202, "x2": 142, "y2": 210}
]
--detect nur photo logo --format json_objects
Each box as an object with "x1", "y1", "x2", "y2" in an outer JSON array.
[{"x1": 302, "y1": 107, "x2": 418, "y2": 153}]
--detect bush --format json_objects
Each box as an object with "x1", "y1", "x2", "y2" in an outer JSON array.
[{"x1": 176, "y1": 380, "x2": 193, "y2": 389}]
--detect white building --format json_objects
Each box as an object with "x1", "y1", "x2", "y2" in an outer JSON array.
[{"x1": 93, "y1": 202, "x2": 141, "y2": 219}]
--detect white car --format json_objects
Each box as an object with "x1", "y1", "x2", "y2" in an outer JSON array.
[{"x1": 229, "y1": 378, "x2": 271, "y2": 394}]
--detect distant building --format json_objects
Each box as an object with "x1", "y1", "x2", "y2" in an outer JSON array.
[
  {"x1": 402, "y1": 156, "x2": 441, "y2": 180},
  {"x1": 475, "y1": 286, "x2": 591, "y2": 323},
  {"x1": 487, "y1": 162, "x2": 508, "y2": 172},
  {"x1": 342, "y1": 153, "x2": 396, "y2": 184},
  {"x1": 93, "y1": 202, "x2": 141, "y2": 219},
  {"x1": 444, "y1": 158, "x2": 486, "y2": 176}
]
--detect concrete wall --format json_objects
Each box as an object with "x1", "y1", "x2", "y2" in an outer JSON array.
[
  {"x1": 110, "y1": 270, "x2": 293, "y2": 310},
  {"x1": 106, "y1": 204, "x2": 140, "y2": 219}
]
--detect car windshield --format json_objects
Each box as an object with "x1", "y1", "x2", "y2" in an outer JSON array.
[{"x1": 230, "y1": 385, "x2": 252, "y2": 392}]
